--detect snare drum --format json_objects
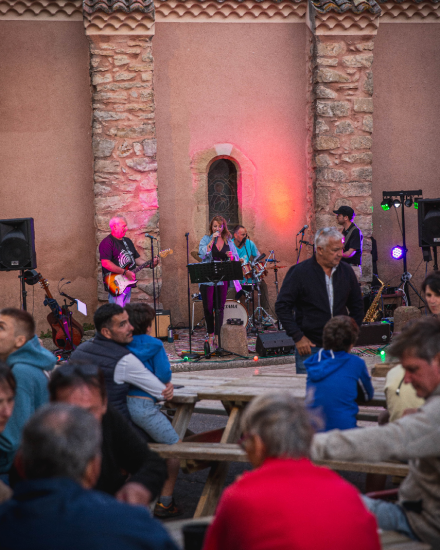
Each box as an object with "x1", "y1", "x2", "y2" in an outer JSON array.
[
  {"x1": 241, "y1": 262, "x2": 252, "y2": 279},
  {"x1": 222, "y1": 300, "x2": 249, "y2": 327}
]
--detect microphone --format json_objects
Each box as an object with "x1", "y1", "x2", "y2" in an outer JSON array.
[
  {"x1": 296, "y1": 225, "x2": 309, "y2": 236},
  {"x1": 145, "y1": 233, "x2": 157, "y2": 240},
  {"x1": 185, "y1": 232, "x2": 189, "y2": 237},
  {"x1": 254, "y1": 253, "x2": 266, "y2": 263},
  {"x1": 266, "y1": 259, "x2": 279, "y2": 263}
]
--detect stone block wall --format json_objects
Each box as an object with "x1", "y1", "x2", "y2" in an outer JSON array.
[
  {"x1": 88, "y1": 35, "x2": 161, "y2": 303},
  {"x1": 313, "y1": 35, "x2": 375, "y2": 283}
]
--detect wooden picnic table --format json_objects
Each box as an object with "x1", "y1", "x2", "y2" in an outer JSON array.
[
  {"x1": 167, "y1": 373, "x2": 388, "y2": 517},
  {"x1": 163, "y1": 516, "x2": 431, "y2": 550}
]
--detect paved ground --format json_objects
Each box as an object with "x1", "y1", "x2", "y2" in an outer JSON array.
[{"x1": 160, "y1": 358, "x2": 395, "y2": 522}]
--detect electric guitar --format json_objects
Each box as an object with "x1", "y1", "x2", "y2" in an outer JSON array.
[{"x1": 104, "y1": 248, "x2": 173, "y2": 296}]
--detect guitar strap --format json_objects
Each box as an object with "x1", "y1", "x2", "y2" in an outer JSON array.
[{"x1": 343, "y1": 225, "x2": 357, "y2": 251}]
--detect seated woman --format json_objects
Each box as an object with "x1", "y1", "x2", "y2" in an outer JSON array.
[
  {"x1": 198, "y1": 215, "x2": 240, "y2": 348},
  {"x1": 203, "y1": 392, "x2": 380, "y2": 550},
  {"x1": 305, "y1": 315, "x2": 374, "y2": 431},
  {"x1": 422, "y1": 271, "x2": 440, "y2": 316}
]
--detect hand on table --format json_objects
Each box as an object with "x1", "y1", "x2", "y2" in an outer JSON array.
[
  {"x1": 115, "y1": 482, "x2": 152, "y2": 507},
  {"x1": 295, "y1": 336, "x2": 314, "y2": 356},
  {"x1": 162, "y1": 381, "x2": 174, "y2": 401}
]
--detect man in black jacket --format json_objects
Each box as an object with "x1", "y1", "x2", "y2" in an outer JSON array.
[
  {"x1": 275, "y1": 227, "x2": 364, "y2": 373},
  {"x1": 48, "y1": 363, "x2": 167, "y2": 507}
]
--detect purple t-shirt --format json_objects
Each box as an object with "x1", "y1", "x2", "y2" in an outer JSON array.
[{"x1": 99, "y1": 235, "x2": 140, "y2": 289}]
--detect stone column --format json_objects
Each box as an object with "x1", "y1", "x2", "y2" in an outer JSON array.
[
  {"x1": 83, "y1": 1, "x2": 161, "y2": 304},
  {"x1": 307, "y1": 2, "x2": 380, "y2": 286}
]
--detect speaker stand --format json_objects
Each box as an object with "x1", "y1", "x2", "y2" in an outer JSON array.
[{"x1": 19, "y1": 270, "x2": 28, "y2": 311}]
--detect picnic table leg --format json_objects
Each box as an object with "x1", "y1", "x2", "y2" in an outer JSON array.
[
  {"x1": 193, "y1": 405, "x2": 243, "y2": 518},
  {"x1": 171, "y1": 403, "x2": 195, "y2": 440}
]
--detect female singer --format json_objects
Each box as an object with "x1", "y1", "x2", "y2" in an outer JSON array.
[{"x1": 199, "y1": 216, "x2": 240, "y2": 348}]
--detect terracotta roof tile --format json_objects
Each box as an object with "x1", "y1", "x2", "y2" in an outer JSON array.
[
  {"x1": 83, "y1": 0, "x2": 153, "y2": 13},
  {"x1": 311, "y1": 0, "x2": 381, "y2": 15}
]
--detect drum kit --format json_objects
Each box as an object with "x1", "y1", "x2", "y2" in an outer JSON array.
[{"x1": 192, "y1": 250, "x2": 287, "y2": 334}]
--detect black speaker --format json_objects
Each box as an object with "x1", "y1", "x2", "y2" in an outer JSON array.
[
  {"x1": 0, "y1": 218, "x2": 37, "y2": 271},
  {"x1": 357, "y1": 322, "x2": 391, "y2": 346},
  {"x1": 256, "y1": 331, "x2": 295, "y2": 357},
  {"x1": 418, "y1": 199, "x2": 440, "y2": 247}
]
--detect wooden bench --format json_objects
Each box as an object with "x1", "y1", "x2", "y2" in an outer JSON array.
[{"x1": 150, "y1": 442, "x2": 410, "y2": 476}]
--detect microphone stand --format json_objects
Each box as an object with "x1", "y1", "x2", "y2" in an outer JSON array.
[
  {"x1": 183, "y1": 233, "x2": 199, "y2": 360},
  {"x1": 296, "y1": 228, "x2": 307, "y2": 264},
  {"x1": 146, "y1": 234, "x2": 157, "y2": 337}
]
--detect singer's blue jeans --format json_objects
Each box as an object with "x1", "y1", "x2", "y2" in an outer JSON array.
[{"x1": 295, "y1": 346, "x2": 319, "y2": 374}]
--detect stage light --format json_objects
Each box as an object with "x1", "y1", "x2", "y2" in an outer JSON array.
[
  {"x1": 414, "y1": 199, "x2": 419, "y2": 209},
  {"x1": 393, "y1": 198, "x2": 402, "y2": 208},
  {"x1": 391, "y1": 246, "x2": 404, "y2": 259},
  {"x1": 381, "y1": 199, "x2": 392, "y2": 211},
  {"x1": 404, "y1": 198, "x2": 413, "y2": 207}
]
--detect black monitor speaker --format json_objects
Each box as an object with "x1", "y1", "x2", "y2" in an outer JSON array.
[
  {"x1": 0, "y1": 218, "x2": 37, "y2": 271},
  {"x1": 418, "y1": 199, "x2": 440, "y2": 247}
]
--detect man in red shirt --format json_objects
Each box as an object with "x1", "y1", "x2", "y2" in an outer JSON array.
[{"x1": 203, "y1": 393, "x2": 380, "y2": 550}]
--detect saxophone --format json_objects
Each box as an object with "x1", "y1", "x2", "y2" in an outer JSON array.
[{"x1": 363, "y1": 278, "x2": 385, "y2": 323}]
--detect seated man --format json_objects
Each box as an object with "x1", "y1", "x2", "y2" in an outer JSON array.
[
  {"x1": 203, "y1": 392, "x2": 380, "y2": 550},
  {"x1": 311, "y1": 316, "x2": 440, "y2": 547},
  {"x1": 0, "y1": 362, "x2": 15, "y2": 503},
  {"x1": 125, "y1": 303, "x2": 181, "y2": 518},
  {"x1": 0, "y1": 308, "x2": 56, "y2": 475},
  {"x1": 48, "y1": 362, "x2": 167, "y2": 506},
  {"x1": 0, "y1": 403, "x2": 178, "y2": 550},
  {"x1": 70, "y1": 304, "x2": 171, "y2": 420},
  {"x1": 305, "y1": 316, "x2": 374, "y2": 431}
]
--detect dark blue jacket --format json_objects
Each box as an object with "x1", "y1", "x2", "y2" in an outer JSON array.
[
  {"x1": 275, "y1": 255, "x2": 364, "y2": 348},
  {"x1": 0, "y1": 478, "x2": 178, "y2": 550},
  {"x1": 305, "y1": 349, "x2": 374, "y2": 431}
]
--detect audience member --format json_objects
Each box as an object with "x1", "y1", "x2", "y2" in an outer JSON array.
[
  {"x1": 422, "y1": 271, "x2": 440, "y2": 316},
  {"x1": 305, "y1": 316, "x2": 374, "y2": 431},
  {"x1": 0, "y1": 308, "x2": 56, "y2": 475},
  {"x1": 70, "y1": 304, "x2": 171, "y2": 420},
  {"x1": 203, "y1": 392, "x2": 380, "y2": 550},
  {"x1": 125, "y1": 303, "x2": 181, "y2": 518},
  {"x1": 48, "y1": 362, "x2": 167, "y2": 506},
  {"x1": 0, "y1": 404, "x2": 178, "y2": 550},
  {"x1": 311, "y1": 316, "x2": 440, "y2": 547},
  {"x1": 384, "y1": 364, "x2": 424, "y2": 422},
  {"x1": 0, "y1": 362, "x2": 15, "y2": 503}
]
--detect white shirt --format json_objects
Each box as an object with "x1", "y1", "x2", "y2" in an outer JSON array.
[
  {"x1": 324, "y1": 266, "x2": 338, "y2": 316},
  {"x1": 114, "y1": 353, "x2": 166, "y2": 400}
]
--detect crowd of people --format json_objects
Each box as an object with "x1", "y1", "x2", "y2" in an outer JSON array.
[{"x1": 0, "y1": 216, "x2": 439, "y2": 549}]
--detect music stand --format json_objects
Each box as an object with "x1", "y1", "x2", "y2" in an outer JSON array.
[{"x1": 187, "y1": 261, "x2": 249, "y2": 358}]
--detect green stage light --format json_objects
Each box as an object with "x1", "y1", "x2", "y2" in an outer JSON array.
[
  {"x1": 381, "y1": 199, "x2": 392, "y2": 211},
  {"x1": 414, "y1": 199, "x2": 419, "y2": 209}
]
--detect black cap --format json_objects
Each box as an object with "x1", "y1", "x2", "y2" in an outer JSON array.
[{"x1": 333, "y1": 206, "x2": 355, "y2": 219}]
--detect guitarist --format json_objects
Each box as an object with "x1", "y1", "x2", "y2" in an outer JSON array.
[
  {"x1": 100, "y1": 216, "x2": 158, "y2": 306},
  {"x1": 334, "y1": 206, "x2": 363, "y2": 283}
]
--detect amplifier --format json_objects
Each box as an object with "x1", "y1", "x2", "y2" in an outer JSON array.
[
  {"x1": 151, "y1": 309, "x2": 171, "y2": 339},
  {"x1": 256, "y1": 331, "x2": 295, "y2": 357},
  {"x1": 357, "y1": 322, "x2": 391, "y2": 346}
]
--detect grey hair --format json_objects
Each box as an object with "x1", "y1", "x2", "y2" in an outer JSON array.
[
  {"x1": 240, "y1": 392, "x2": 314, "y2": 459},
  {"x1": 109, "y1": 215, "x2": 127, "y2": 228},
  {"x1": 315, "y1": 227, "x2": 343, "y2": 249},
  {"x1": 21, "y1": 403, "x2": 102, "y2": 483},
  {"x1": 388, "y1": 316, "x2": 440, "y2": 363}
]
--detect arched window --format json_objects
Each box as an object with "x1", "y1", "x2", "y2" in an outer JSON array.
[{"x1": 208, "y1": 158, "x2": 239, "y2": 230}]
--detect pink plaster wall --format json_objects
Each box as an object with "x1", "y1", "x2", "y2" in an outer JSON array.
[
  {"x1": 0, "y1": 22, "x2": 96, "y2": 333},
  {"x1": 153, "y1": 23, "x2": 308, "y2": 323},
  {"x1": 372, "y1": 24, "x2": 440, "y2": 302}
]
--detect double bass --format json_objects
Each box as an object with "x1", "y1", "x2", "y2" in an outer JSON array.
[{"x1": 38, "y1": 274, "x2": 84, "y2": 351}]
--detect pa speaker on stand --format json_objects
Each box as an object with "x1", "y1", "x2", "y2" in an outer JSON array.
[
  {"x1": 418, "y1": 199, "x2": 440, "y2": 270},
  {"x1": 0, "y1": 218, "x2": 37, "y2": 310}
]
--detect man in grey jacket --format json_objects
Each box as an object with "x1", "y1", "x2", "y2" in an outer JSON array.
[{"x1": 311, "y1": 316, "x2": 440, "y2": 547}]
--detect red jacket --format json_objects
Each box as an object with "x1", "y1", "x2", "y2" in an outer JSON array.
[{"x1": 203, "y1": 457, "x2": 380, "y2": 550}]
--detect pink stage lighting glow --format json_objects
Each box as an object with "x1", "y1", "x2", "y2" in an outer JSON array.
[{"x1": 391, "y1": 246, "x2": 404, "y2": 260}]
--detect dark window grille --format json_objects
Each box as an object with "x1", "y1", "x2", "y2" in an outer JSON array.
[{"x1": 208, "y1": 159, "x2": 239, "y2": 231}]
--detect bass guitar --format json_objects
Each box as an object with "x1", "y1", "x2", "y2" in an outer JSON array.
[
  {"x1": 105, "y1": 248, "x2": 173, "y2": 297},
  {"x1": 38, "y1": 274, "x2": 84, "y2": 351}
]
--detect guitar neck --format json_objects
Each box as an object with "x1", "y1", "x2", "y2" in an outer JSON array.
[{"x1": 133, "y1": 260, "x2": 152, "y2": 274}]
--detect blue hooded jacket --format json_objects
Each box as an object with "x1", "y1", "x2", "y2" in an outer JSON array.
[
  {"x1": 305, "y1": 349, "x2": 374, "y2": 432},
  {"x1": 126, "y1": 334, "x2": 171, "y2": 402},
  {"x1": 0, "y1": 336, "x2": 56, "y2": 473}
]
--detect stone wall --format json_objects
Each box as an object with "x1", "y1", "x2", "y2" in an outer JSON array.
[
  {"x1": 313, "y1": 35, "x2": 375, "y2": 283},
  {"x1": 88, "y1": 35, "x2": 161, "y2": 304}
]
